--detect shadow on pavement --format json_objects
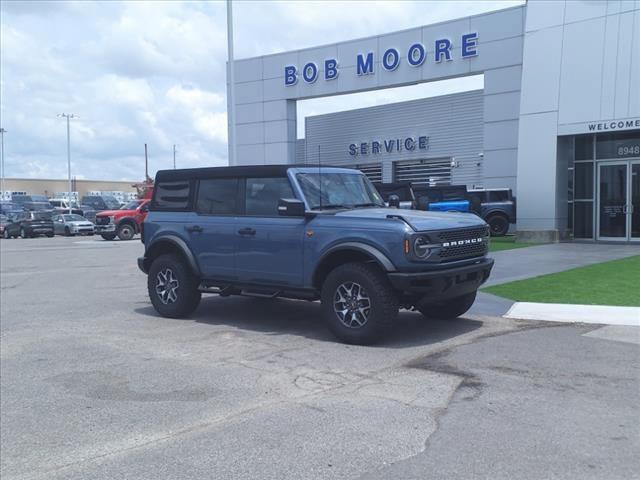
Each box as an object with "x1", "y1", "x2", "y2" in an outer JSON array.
[{"x1": 135, "y1": 295, "x2": 483, "y2": 348}]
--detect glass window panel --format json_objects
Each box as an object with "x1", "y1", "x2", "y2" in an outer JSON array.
[
  {"x1": 573, "y1": 202, "x2": 593, "y2": 239},
  {"x1": 245, "y1": 177, "x2": 294, "y2": 216},
  {"x1": 196, "y1": 179, "x2": 238, "y2": 215},
  {"x1": 596, "y1": 131, "x2": 640, "y2": 159},
  {"x1": 574, "y1": 162, "x2": 593, "y2": 200},
  {"x1": 574, "y1": 135, "x2": 593, "y2": 161}
]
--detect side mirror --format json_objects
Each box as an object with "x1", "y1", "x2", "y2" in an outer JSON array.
[
  {"x1": 388, "y1": 194, "x2": 401, "y2": 208},
  {"x1": 278, "y1": 198, "x2": 305, "y2": 216}
]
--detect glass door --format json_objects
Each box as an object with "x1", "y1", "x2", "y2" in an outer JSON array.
[
  {"x1": 631, "y1": 161, "x2": 640, "y2": 241},
  {"x1": 597, "y1": 162, "x2": 628, "y2": 240}
]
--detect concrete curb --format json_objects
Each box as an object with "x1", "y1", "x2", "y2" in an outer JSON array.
[{"x1": 504, "y1": 302, "x2": 640, "y2": 326}]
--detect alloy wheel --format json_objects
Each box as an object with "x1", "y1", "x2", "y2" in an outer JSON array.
[
  {"x1": 333, "y1": 281, "x2": 371, "y2": 328},
  {"x1": 155, "y1": 268, "x2": 179, "y2": 305}
]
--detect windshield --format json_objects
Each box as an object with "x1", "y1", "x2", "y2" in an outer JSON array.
[
  {"x1": 121, "y1": 200, "x2": 141, "y2": 210},
  {"x1": 63, "y1": 214, "x2": 85, "y2": 222},
  {"x1": 296, "y1": 172, "x2": 384, "y2": 210},
  {"x1": 103, "y1": 196, "x2": 121, "y2": 209}
]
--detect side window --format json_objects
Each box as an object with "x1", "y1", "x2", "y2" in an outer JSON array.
[
  {"x1": 196, "y1": 178, "x2": 238, "y2": 215},
  {"x1": 245, "y1": 177, "x2": 294, "y2": 216},
  {"x1": 154, "y1": 181, "x2": 191, "y2": 210}
]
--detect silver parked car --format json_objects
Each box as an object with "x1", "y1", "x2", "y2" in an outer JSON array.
[{"x1": 52, "y1": 214, "x2": 95, "y2": 236}]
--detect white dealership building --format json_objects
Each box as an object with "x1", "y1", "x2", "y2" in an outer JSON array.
[{"x1": 228, "y1": 0, "x2": 640, "y2": 242}]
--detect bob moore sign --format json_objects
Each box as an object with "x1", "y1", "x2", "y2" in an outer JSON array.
[
  {"x1": 284, "y1": 33, "x2": 479, "y2": 85},
  {"x1": 349, "y1": 135, "x2": 429, "y2": 156}
]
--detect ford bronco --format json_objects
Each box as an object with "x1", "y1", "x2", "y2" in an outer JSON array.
[{"x1": 138, "y1": 166, "x2": 494, "y2": 344}]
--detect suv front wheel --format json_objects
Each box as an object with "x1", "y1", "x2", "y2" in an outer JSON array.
[
  {"x1": 148, "y1": 254, "x2": 201, "y2": 318},
  {"x1": 321, "y1": 262, "x2": 398, "y2": 345}
]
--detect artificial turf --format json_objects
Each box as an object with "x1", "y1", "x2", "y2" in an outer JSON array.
[{"x1": 482, "y1": 255, "x2": 640, "y2": 307}]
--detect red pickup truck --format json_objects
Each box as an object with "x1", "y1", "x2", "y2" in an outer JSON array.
[{"x1": 94, "y1": 199, "x2": 150, "y2": 241}]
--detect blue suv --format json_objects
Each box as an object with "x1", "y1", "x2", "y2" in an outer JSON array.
[{"x1": 138, "y1": 166, "x2": 494, "y2": 344}]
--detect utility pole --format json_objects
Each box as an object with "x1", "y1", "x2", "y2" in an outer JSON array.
[
  {"x1": 57, "y1": 113, "x2": 77, "y2": 213},
  {"x1": 0, "y1": 128, "x2": 6, "y2": 201},
  {"x1": 227, "y1": 0, "x2": 237, "y2": 166},
  {"x1": 173, "y1": 144, "x2": 176, "y2": 169},
  {"x1": 144, "y1": 143, "x2": 149, "y2": 181}
]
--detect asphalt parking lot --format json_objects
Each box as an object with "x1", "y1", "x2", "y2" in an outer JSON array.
[{"x1": 1, "y1": 236, "x2": 639, "y2": 480}]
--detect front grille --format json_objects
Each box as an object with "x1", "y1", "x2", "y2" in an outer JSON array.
[
  {"x1": 95, "y1": 216, "x2": 110, "y2": 225},
  {"x1": 436, "y1": 226, "x2": 489, "y2": 261},
  {"x1": 437, "y1": 226, "x2": 489, "y2": 243}
]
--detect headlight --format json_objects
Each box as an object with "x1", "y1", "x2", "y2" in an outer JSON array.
[
  {"x1": 108, "y1": 216, "x2": 115, "y2": 223},
  {"x1": 413, "y1": 236, "x2": 431, "y2": 259}
]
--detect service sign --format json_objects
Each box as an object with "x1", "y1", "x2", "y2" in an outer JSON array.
[
  {"x1": 284, "y1": 33, "x2": 479, "y2": 86},
  {"x1": 348, "y1": 136, "x2": 429, "y2": 156}
]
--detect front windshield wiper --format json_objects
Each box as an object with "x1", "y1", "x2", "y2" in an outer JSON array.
[
  {"x1": 353, "y1": 202, "x2": 383, "y2": 208},
  {"x1": 311, "y1": 204, "x2": 349, "y2": 210}
]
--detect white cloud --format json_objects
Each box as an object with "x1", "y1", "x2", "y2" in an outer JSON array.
[{"x1": 0, "y1": 0, "x2": 522, "y2": 181}]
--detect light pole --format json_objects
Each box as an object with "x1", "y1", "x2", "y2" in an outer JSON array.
[
  {"x1": 227, "y1": 0, "x2": 237, "y2": 166},
  {"x1": 0, "y1": 128, "x2": 6, "y2": 201},
  {"x1": 173, "y1": 144, "x2": 176, "y2": 169},
  {"x1": 57, "y1": 113, "x2": 77, "y2": 213}
]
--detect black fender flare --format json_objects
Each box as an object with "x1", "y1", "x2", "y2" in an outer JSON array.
[
  {"x1": 144, "y1": 235, "x2": 201, "y2": 276},
  {"x1": 312, "y1": 242, "x2": 396, "y2": 287}
]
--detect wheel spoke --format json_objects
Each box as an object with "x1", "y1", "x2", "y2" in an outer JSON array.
[{"x1": 333, "y1": 281, "x2": 371, "y2": 329}]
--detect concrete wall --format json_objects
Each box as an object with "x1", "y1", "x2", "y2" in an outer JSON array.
[
  {"x1": 2, "y1": 178, "x2": 137, "y2": 199},
  {"x1": 516, "y1": 0, "x2": 640, "y2": 238},
  {"x1": 299, "y1": 90, "x2": 484, "y2": 186},
  {"x1": 229, "y1": 5, "x2": 525, "y2": 198}
]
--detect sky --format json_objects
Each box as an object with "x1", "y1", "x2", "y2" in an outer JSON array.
[{"x1": 0, "y1": 0, "x2": 522, "y2": 181}]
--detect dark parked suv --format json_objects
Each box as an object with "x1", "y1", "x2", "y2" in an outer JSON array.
[
  {"x1": 3, "y1": 210, "x2": 54, "y2": 238},
  {"x1": 138, "y1": 166, "x2": 494, "y2": 344}
]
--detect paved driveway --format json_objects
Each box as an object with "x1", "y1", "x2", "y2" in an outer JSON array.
[
  {"x1": 485, "y1": 242, "x2": 640, "y2": 287},
  {"x1": 1, "y1": 237, "x2": 638, "y2": 480}
]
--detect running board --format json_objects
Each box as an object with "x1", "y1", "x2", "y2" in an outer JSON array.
[{"x1": 240, "y1": 289, "x2": 281, "y2": 298}]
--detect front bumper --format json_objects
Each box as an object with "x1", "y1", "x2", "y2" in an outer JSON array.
[
  {"x1": 387, "y1": 257, "x2": 494, "y2": 299},
  {"x1": 95, "y1": 224, "x2": 115, "y2": 233}
]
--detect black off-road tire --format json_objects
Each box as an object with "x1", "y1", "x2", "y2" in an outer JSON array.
[
  {"x1": 487, "y1": 214, "x2": 509, "y2": 236},
  {"x1": 416, "y1": 291, "x2": 477, "y2": 320},
  {"x1": 117, "y1": 223, "x2": 135, "y2": 241},
  {"x1": 20, "y1": 228, "x2": 28, "y2": 239},
  {"x1": 147, "y1": 254, "x2": 201, "y2": 318},
  {"x1": 101, "y1": 233, "x2": 116, "y2": 241},
  {"x1": 321, "y1": 262, "x2": 398, "y2": 345},
  {"x1": 46, "y1": 232, "x2": 54, "y2": 238}
]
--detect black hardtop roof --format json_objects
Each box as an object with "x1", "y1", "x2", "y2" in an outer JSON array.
[{"x1": 155, "y1": 164, "x2": 347, "y2": 182}]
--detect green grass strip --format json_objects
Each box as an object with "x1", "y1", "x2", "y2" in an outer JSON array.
[
  {"x1": 483, "y1": 255, "x2": 640, "y2": 307},
  {"x1": 489, "y1": 236, "x2": 538, "y2": 252}
]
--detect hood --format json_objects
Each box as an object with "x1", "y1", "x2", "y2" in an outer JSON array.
[
  {"x1": 96, "y1": 209, "x2": 124, "y2": 217},
  {"x1": 333, "y1": 208, "x2": 486, "y2": 231}
]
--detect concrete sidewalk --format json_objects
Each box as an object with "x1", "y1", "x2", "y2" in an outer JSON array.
[{"x1": 485, "y1": 242, "x2": 639, "y2": 287}]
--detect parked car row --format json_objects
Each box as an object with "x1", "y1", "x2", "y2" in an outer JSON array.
[{"x1": 1, "y1": 197, "x2": 151, "y2": 240}]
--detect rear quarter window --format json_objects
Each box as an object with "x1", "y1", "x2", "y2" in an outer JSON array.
[{"x1": 152, "y1": 180, "x2": 192, "y2": 210}]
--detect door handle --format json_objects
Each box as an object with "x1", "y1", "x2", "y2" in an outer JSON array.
[
  {"x1": 186, "y1": 225, "x2": 203, "y2": 233},
  {"x1": 238, "y1": 227, "x2": 256, "y2": 236}
]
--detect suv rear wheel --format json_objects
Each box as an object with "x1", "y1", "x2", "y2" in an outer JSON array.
[
  {"x1": 20, "y1": 227, "x2": 28, "y2": 239},
  {"x1": 117, "y1": 223, "x2": 135, "y2": 241},
  {"x1": 321, "y1": 262, "x2": 398, "y2": 345},
  {"x1": 148, "y1": 254, "x2": 201, "y2": 318},
  {"x1": 416, "y1": 291, "x2": 477, "y2": 320},
  {"x1": 487, "y1": 214, "x2": 509, "y2": 236}
]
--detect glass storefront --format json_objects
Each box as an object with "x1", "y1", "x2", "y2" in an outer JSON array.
[{"x1": 567, "y1": 130, "x2": 640, "y2": 242}]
